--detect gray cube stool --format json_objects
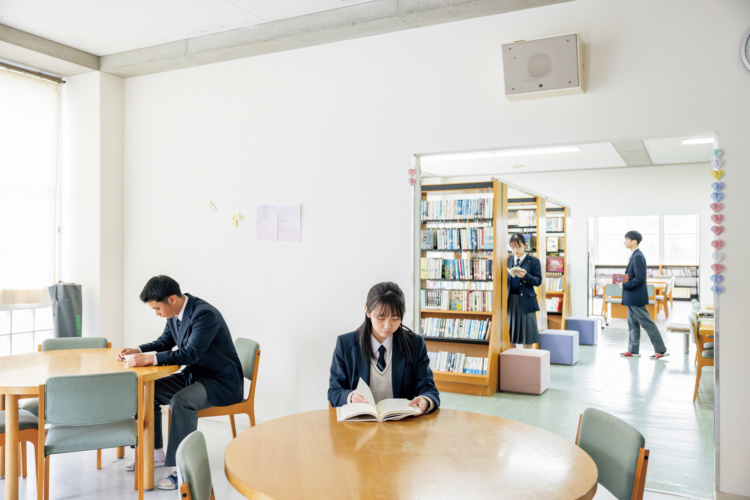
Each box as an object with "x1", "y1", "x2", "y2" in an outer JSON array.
[{"x1": 566, "y1": 317, "x2": 600, "y2": 345}]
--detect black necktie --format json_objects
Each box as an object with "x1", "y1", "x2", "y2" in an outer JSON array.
[
  {"x1": 377, "y1": 345, "x2": 386, "y2": 371},
  {"x1": 515, "y1": 259, "x2": 520, "y2": 267},
  {"x1": 175, "y1": 317, "x2": 181, "y2": 331}
]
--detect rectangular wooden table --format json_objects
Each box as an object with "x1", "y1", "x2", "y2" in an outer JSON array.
[{"x1": 0, "y1": 347, "x2": 178, "y2": 500}]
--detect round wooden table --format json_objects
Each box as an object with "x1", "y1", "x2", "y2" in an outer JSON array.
[
  {"x1": 0, "y1": 347, "x2": 179, "y2": 500},
  {"x1": 225, "y1": 408, "x2": 598, "y2": 499}
]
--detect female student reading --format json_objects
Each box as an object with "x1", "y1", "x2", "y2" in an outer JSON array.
[
  {"x1": 328, "y1": 282, "x2": 440, "y2": 414},
  {"x1": 507, "y1": 233, "x2": 543, "y2": 348}
]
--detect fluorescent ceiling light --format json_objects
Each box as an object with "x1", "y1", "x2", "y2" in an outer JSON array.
[
  {"x1": 422, "y1": 146, "x2": 580, "y2": 163},
  {"x1": 681, "y1": 137, "x2": 714, "y2": 145}
]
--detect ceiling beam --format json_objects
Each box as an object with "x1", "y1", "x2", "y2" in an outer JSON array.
[{"x1": 0, "y1": 24, "x2": 98, "y2": 76}]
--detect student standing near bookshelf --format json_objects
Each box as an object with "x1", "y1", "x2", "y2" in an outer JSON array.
[
  {"x1": 328, "y1": 282, "x2": 440, "y2": 414},
  {"x1": 507, "y1": 234, "x2": 542, "y2": 347},
  {"x1": 620, "y1": 231, "x2": 669, "y2": 359}
]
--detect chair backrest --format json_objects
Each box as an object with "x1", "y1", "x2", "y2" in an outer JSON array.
[
  {"x1": 236, "y1": 338, "x2": 260, "y2": 381},
  {"x1": 689, "y1": 314, "x2": 710, "y2": 351},
  {"x1": 41, "y1": 337, "x2": 108, "y2": 351},
  {"x1": 646, "y1": 284, "x2": 655, "y2": 298},
  {"x1": 176, "y1": 430, "x2": 213, "y2": 500},
  {"x1": 605, "y1": 284, "x2": 622, "y2": 298},
  {"x1": 576, "y1": 408, "x2": 647, "y2": 500},
  {"x1": 45, "y1": 372, "x2": 137, "y2": 426}
]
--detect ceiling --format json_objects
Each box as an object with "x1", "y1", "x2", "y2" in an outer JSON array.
[
  {"x1": 0, "y1": 0, "x2": 570, "y2": 78},
  {"x1": 420, "y1": 135, "x2": 715, "y2": 177}
]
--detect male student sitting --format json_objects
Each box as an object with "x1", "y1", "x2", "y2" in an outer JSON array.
[{"x1": 118, "y1": 275, "x2": 243, "y2": 490}]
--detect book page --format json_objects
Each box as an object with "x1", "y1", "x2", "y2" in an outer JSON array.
[
  {"x1": 336, "y1": 403, "x2": 378, "y2": 422},
  {"x1": 375, "y1": 398, "x2": 421, "y2": 421},
  {"x1": 356, "y1": 377, "x2": 376, "y2": 406}
]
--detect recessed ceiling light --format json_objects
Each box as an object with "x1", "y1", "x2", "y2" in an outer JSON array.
[
  {"x1": 681, "y1": 137, "x2": 714, "y2": 145},
  {"x1": 421, "y1": 146, "x2": 580, "y2": 163},
  {"x1": 512, "y1": 164, "x2": 524, "y2": 169}
]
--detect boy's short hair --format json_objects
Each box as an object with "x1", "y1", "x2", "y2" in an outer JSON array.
[{"x1": 624, "y1": 230, "x2": 642, "y2": 244}]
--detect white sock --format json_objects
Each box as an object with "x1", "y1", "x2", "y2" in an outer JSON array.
[{"x1": 154, "y1": 448, "x2": 165, "y2": 461}]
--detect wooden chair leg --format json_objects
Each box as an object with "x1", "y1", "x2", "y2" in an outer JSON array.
[
  {"x1": 693, "y1": 364, "x2": 703, "y2": 402},
  {"x1": 44, "y1": 455, "x2": 50, "y2": 500},
  {"x1": 249, "y1": 409, "x2": 255, "y2": 427},
  {"x1": 230, "y1": 415, "x2": 237, "y2": 438},
  {"x1": 116, "y1": 446, "x2": 125, "y2": 458},
  {"x1": 21, "y1": 441, "x2": 27, "y2": 478},
  {"x1": 97, "y1": 449, "x2": 102, "y2": 470}
]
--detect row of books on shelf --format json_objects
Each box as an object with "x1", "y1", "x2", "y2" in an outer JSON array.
[
  {"x1": 421, "y1": 198, "x2": 493, "y2": 221},
  {"x1": 420, "y1": 228, "x2": 493, "y2": 251},
  {"x1": 421, "y1": 280, "x2": 493, "y2": 291},
  {"x1": 661, "y1": 267, "x2": 697, "y2": 277},
  {"x1": 427, "y1": 351, "x2": 488, "y2": 375},
  {"x1": 545, "y1": 217, "x2": 564, "y2": 231},
  {"x1": 420, "y1": 258, "x2": 493, "y2": 280},
  {"x1": 545, "y1": 276, "x2": 564, "y2": 292},
  {"x1": 546, "y1": 236, "x2": 565, "y2": 252},
  {"x1": 507, "y1": 210, "x2": 537, "y2": 227},
  {"x1": 421, "y1": 290, "x2": 493, "y2": 312},
  {"x1": 546, "y1": 297, "x2": 562, "y2": 313},
  {"x1": 420, "y1": 317, "x2": 491, "y2": 340}
]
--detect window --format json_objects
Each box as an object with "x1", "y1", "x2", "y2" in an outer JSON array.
[{"x1": 664, "y1": 215, "x2": 699, "y2": 264}]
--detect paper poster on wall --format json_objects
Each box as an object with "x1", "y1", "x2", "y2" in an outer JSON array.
[
  {"x1": 256, "y1": 205, "x2": 278, "y2": 241},
  {"x1": 278, "y1": 204, "x2": 301, "y2": 242}
]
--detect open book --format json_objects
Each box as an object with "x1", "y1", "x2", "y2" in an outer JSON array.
[
  {"x1": 508, "y1": 266, "x2": 524, "y2": 278},
  {"x1": 336, "y1": 378, "x2": 422, "y2": 422}
]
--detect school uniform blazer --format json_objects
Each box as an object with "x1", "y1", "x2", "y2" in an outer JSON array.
[
  {"x1": 327, "y1": 329, "x2": 440, "y2": 409},
  {"x1": 622, "y1": 248, "x2": 649, "y2": 307},
  {"x1": 507, "y1": 255, "x2": 543, "y2": 313},
  {"x1": 139, "y1": 294, "x2": 244, "y2": 407}
]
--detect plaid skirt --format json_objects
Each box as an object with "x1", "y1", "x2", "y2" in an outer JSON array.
[{"x1": 508, "y1": 294, "x2": 540, "y2": 345}]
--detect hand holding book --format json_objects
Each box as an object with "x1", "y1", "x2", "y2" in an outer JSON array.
[
  {"x1": 612, "y1": 274, "x2": 629, "y2": 284},
  {"x1": 508, "y1": 267, "x2": 526, "y2": 278},
  {"x1": 336, "y1": 378, "x2": 423, "y2": 422}
]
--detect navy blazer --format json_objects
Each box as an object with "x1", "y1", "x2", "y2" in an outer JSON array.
[
  {"x1": 507, "y1": 255, "x2": 542, "y2": 313},
  {"x1": 328, "y1": 329, "x2": 440, "y2": 409},
  {"x1": 622, "y1": 248, "x2": 649, "y2": 307},
  {"x1": 139, "y1": 294, "x2": 244, "y2": 407}
]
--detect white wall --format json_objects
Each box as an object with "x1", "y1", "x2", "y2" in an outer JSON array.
[
  {"x1": 116, "y1": 0, "x2": 750, "y2": 495},
  {"x1": 445, "y1": 163, "x2": 712, "y2": 316},
  {"x1": 61, "y1": 72, "x2": 124, "y2": 345}
]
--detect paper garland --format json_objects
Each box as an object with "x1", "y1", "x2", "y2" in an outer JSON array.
[
  {"x1": 408, "y1": 168, "x2": 416, "y2": 186},
  {"x1": 710, "y1": 148, "x2": 725, "y2": 295}
]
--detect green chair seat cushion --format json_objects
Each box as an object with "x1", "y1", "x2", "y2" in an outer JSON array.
[
  {"x1": 666, "y1": 324, "x2": 690, "y2": 333},
  {"x1": 20, "y1": 398, "x2": 40, "y2": 417},
  {"x1": 655, "y1": 295, "x2": 665, "y2": 300},
  {"x1": 0, "y1": 409, "x2": 39, "y2": 433},
  {"x1": 45, "y1": 419, "x2": 137, "y2": 455},
  {"x1": 606, "y1": 298, "x2": 622, "y2": 304},
  {"x1": 702, "y1": 350, "x2": 714, "y2": 359},
  {"x1": 648, "y1": 300, "x2": 655, "y2": 305},
  {"x1": 703, "y1": 343, "x2": 714, "y2": 350}
]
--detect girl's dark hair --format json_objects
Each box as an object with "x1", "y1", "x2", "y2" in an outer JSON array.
[
  {"x1": 140, "y1": 275, "x2": 182, "y2": 303},
  {"x1": 358, "y1": 282, "x2": 414, "y2": 363},
  {"x1": 509, "y1": 233, "x2": 526, "y2": 247}
]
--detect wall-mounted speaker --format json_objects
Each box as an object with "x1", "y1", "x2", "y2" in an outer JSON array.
[{"x1": 502, "y1": 33, "x2": 584, "y2": 101}]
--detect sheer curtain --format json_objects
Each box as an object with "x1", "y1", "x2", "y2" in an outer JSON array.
[{"x1": 0, "y1": 67, "x2": 60, "y2": 304}]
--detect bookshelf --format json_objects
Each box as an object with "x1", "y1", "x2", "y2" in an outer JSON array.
[
  {"x1": 545, "y1": 205, "x2": 570, "y2": 329},
  {"x1": 594, "y1": 264, "x2": 699, "y2": 300},
  {"x1": 418, "y1": 181, "x2": 504, "y2": 396}
]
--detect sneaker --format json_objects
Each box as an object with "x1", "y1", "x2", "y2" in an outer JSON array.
[
  {"x1": 620, "y1": 351, "x2": 641, "y2": 357},
  {"x1": 125, "y1": 458, "x2": 165, "y2": 471},
  {"x1": 157, "y1": 473, "x2": 178, "y2": 490},
  {"x1": 651, "y1": 352, "x2": 670, "y2": 359}
]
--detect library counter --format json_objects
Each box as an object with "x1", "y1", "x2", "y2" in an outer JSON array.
[{"x1": 225, "y1": 408, "x2": 597, "y2": 499}]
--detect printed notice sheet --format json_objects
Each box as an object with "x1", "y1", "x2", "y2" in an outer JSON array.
[
  {"x1": 278, "y1": 204, "x2": 301, "y2": 242},
  {"x1": 255, "y1": 205, "x2": 278, "y2": 241},
  {"x1": 255, "y1": 203, "x2": 301, "y2": 242}
]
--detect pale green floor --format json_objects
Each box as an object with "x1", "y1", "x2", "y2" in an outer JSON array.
[{"x1": 441, "y1": 303, "x2": 715, "y2": 500}]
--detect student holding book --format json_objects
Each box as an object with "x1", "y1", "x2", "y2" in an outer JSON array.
[
  {"x1": 507, "y1": 233, "x2": 543, "y2": 348},
  {"x1": 328, "y1": 282, "x2": 440, "y2": 415}
]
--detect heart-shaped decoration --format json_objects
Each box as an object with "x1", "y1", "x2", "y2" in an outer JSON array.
[
  {"x1": 711, "y1": 148, "x2": 724, "y2": 159},
  {"x1": 712, "y1": 251, "x2": 724, "y2": 262},
  {"x1": 407, "y1": 169, "x2": 416, "y2": 177},
  {"x1": 711, "y1": 263, "x2": 725, "y2": 274},
  {"x1": 711, "y1": 192, "x2": 725, "y2": 202},
  {"x1": 711, "y1": 170, "x2": 725, "y2": 180},
  {"x1": 711, "y1": 225, "x2": 725, "y2": 235},
  {"x1": 711, "y1": 214, "x2": 724, "y2": 224},
  {"x1": 711, "y1": 285, "x2": 725, "y2": 295},
  {"x1": 711, "y1": 158, "x2": 725, "y2": 169},
  {"x1": 710, "y1": 202, "x2": 724, "y2": 213},
  {"x1": 711, "y1": 240, "x2": 725, "y2": 250},
  {"x1": 710, "y1": 274, "x2": 724, "y2": 284},
  {"x1": 711, "y1": 181, "x2": 725, "y2": 192}
]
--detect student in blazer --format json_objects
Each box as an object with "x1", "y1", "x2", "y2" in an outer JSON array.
[
  {"x1": 118, "y1": 275, "x2": 243, "y2": 490},
  {"x1": 507, "y1": 233, "x2": 543, "y2": 347},
  {"x1": 621, "y1": 231, "x2": 668, "y2": 359},
  {"x1": 328, "y1": 282, "x2": 440, "y2": 413}
]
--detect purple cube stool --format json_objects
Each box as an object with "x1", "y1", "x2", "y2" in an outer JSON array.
[
  {"x1": 540, "y1": 329, "x2": 579, "y2": 365},
  {"x1": 566, "y1": 317, "x2": 600, "y2": 345}
]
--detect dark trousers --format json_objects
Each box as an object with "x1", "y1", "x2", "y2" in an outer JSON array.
[
  {"x1": 153, "y1": 372, "x2": 212, "y2": 467},
  {"x1": 627, "y1": 305, "x2": 667, "y2": 355}
]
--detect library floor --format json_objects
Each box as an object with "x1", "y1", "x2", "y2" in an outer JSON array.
[{"x1": 7, "y1": 301, "x2": 713, "y2": 500}]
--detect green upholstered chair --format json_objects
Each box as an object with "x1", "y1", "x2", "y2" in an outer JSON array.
[
  {"x1": 689, "y1": 315, "x2": 715, "y2": 402},
  {"x1": 21, "y1": 336, "x2": 111, "y2": 469},
  {"x1": 176, "y1": 431, "x2": 215, "y2": 500},
  {"x1": 0, "y1": 409, "x2": 40, "y2": 480},
  {"x1": 170, "y1": 337, "x2": 261, "y2": 438},
  {"x1": 602, "y1": 284, "x2": 623, "y2": 324},
  {"x1": 39, "y1": 371, "x2": 143, "y2": 500},
  {"x1": 575, "y1": 408, "x2": 649, "y2": 500}
]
